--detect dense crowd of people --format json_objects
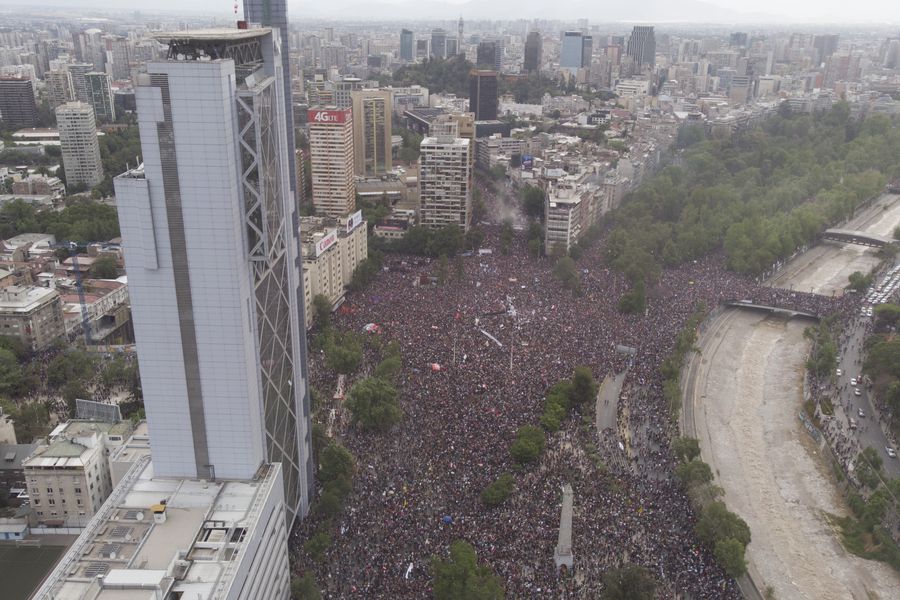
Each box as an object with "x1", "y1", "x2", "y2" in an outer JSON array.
[{"x1": 293, "y1": 223, "x2": 845, "y2": 599}]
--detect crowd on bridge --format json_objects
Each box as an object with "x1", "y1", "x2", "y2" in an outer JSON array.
[{"x1": 294, "y1": 225, "x2": 846, "y2": 599}]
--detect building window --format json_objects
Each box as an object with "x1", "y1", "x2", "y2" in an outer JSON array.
[
  {"x1": 76, "y1": 498, "x2": 82, "y2": 505},
  {"x1": 48, "y1": 498, "x2": 55, "y2": 505},
  {"x1": 46, "y1": 487, "x2": 53, "y2": 494},
  {"x1": 33, "y1": 499, "x2": 40, "y2": 506},
  {"x1": 36, "y1": 511, "x2": 43, "y2": 517},
  {"x1": 74, "y1": 487, "x2": 82, "y2": 494}
]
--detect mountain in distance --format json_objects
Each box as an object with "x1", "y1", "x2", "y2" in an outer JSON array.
[{"x1": 301, "y1": 0, "x2": 776, "y2": 23}]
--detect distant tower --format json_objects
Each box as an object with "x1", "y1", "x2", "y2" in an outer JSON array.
[
  {"x1": 458, "y1": 16, "x2": 464, "y2": 45},
  {"x1": 243, "y1": 0, "x2": 297, "y2": 196}
]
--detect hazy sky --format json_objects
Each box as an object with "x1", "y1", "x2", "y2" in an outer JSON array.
[{"x1": 16, "y1": 0, "x2": 900, "y2": 24}]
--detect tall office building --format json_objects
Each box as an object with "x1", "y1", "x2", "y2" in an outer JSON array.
[
  {"x1": 560, "y1": 31, "x2": 592, "y2": 71},
  {"x1": 308, "y1": 107, "x2": 356, "y2": 217},
  {"x1": 351, "y1": 89, "x2": 392, "y2": 176},
  {"x1": 400, "y1": 28, "x2": 414, "y2": 61},
  {"x1": 469, "y1": 70, "x2": 498, "y2": 121},
  {"x1": 0, "y1": 77, "x2": 39, "y2": 129},
  {"x1": 244, "y1": 0, "x2": 298, "y2": 196},
  {"x1": 477, "y1": 40, "x2": 501, "y2": 71},
  {"x1": 813, "y1": 34, "x2": 840, "y2": 64},
  {"x1": 458, "y1": 17, "x2": 464, "y2": 46},
  {"x1": 104, "y1": 35, "x2": 131, "y2": 80},
  {"x1": 68, "y1": 62, "x2": 93, "y2": 103},
  {"x1": 85, "y1": 71, "x2": 116, "y2": 123},
  {"x1": 73, "y1": 28, "x2": 106, "y2": 72},
  {"x1": 431, "y1": 28, "x2": 448, "y2": 59},
  {"x1": 57, "y1": 102, "x2": 104, "y2": 189},
  {"x1": 112, "y1": 28, "x2": 313, "y2": 524},
  {"x1": 45, "y1": 69, "x2": 75, "y2": 109},
  {"x1": 420, "y1": 130, "x2": 471, "y2": 231},
  {"x1": 627, "y1": 25, "x2": 656, "y2": 69},
  {"x1": 524, "y1": 31, "x2": 542, "y2": 73}
]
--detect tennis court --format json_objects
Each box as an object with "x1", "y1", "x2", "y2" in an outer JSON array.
[{"x1": 0, "y1": 544, "x2": 64, "y2": 600}]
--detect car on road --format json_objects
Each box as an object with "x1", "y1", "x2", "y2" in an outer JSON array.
[
  {"x1": 858, "y1": 408, "x2": 865, "y2": 418},
  {"x1": 849, "y1": 418, "x2": 858, "y2": 429},
  {"x1": 855, "y1": 388, "x2": 862, "y2": 396},
  {"x1": 836, "y1": 369, "x2": 843, "y2": 377},
  {"x1": 851, "y1": 378, "x2": 857, "y2": 386},
  {"x1": 887, "y1": 447, "x2": 897, "y2": 458}
]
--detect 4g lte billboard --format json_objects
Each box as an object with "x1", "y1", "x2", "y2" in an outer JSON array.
[{"x1": 308, "y1": 108, "x2": 350, "y2": 124}]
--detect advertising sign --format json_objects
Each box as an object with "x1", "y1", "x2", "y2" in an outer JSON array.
[
  {"x1": 308, "y1": 109, "x2": 349, "y2": 124},
  {"x1": 315, "y1": 229, "x2": 338, "y2": 257},
  {"x1": 522, "y1": 154, "x2": 534, "y2": 171},
  {"x1": 345, "y1": 209, "x2": 363, "y2": 233}
]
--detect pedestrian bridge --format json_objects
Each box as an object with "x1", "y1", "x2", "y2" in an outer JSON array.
[
  {"x1": 821, "y1": 228, "x2": 893, "y2": 248},
  {"x1": 724, "y1": 300, "x2": 820, "y2": 321}
]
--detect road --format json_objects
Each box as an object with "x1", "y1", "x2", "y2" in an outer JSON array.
[{"x1": 683, "y1": 192, "x2": 900, "y2": 600}]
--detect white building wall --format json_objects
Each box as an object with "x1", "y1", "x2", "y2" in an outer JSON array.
[{"x1": 116, "y1": 60, "x2": 265, "y2": 481}]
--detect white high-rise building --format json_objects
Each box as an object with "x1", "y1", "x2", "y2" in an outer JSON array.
[
  {"x1": 56, "y1": 101, "x2": 104, "y2": 189},
  {"x1": 308, "y1": 106, "x2": 356, "y2": 217},
  {"x1": 113, "y1": 27, "x2": 313, "y2": 524},
  {"x1": 419, "y1": 131, "x2": 471, "y2": 231}
]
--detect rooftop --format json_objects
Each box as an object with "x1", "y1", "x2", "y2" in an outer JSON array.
[
  {"x1": 152, "y1": 27, "x2": 272, "y2": 44},
  {"x1": 33, "y1": 458, "x2": 280, "y2": 600},
  {"x1": 0, "y1": 285, "x2": 58, "y2": 312}
]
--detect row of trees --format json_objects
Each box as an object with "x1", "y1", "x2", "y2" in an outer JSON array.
[
  {"x1": 605, "y1": 106, "x2": 900, "y2": 301},
  {"x1": 0, "y1": 197, "x2": 120, "y2": 243},
  {"x1": 672, "y1": 436, "x2": 751, "y2": 578}
]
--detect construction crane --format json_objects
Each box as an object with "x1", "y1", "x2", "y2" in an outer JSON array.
[{"x1": 50, "y1": 241, "x2": 93, "y2": 346}]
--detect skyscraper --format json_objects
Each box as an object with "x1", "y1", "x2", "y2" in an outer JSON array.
[
  {"x1": 0, "y1": 77, "x2": 39, "y2": 129},
  {"x1": 524, "y1": 31, "x2": 542, "y2": 73},
  {"x1": 244, "y1": 0, "x2": 298, "y2": 196},
  {"x1": 351, "y1": 89, "x2": 392, "y2": 177},
  {"x1": 560, "y1": 31, "x2": 591, "y2": 71},
  {"x1": 431, "y1": 28, "x2": 448, "y2": 59},
  {"x1": 67, "y1": 62, "x2": 93, "y2": 103},
  {"x1": 477, "y1": 40, "x2": 501, "y2": 71},
  {"x1": 308, "y1": 107, "x2": 356, "y2": 218},
  {"x1": 57, "y1": 102, "x2": 103, "y2": 188},
  {"x1": 400, "y1": 29, "x2": 414, "y2": 61},
  {"x1": 813, "y1": 34, "x2": 840, "y2": 65},
  {"x1": 420, "y1": 129, "x2": 471, "y2": 231},
  {"x1": 104, "y1": 35, "x2": 131, "y2": 81},
  {"x1": 627, "y1": 25, "x2": 656, "y2": 69},
  {"x1": 45, "y1": 69, "x2": 74, "y2": 109},
  {"x1": 469, "y1": 70, "x2": 498, "y2": 121},
  {"x1": 85, "y1": 71, "x2": 116, "y2": 123},
  {"x1": 113, "y1": 27, "x2": 313, "y2": 524}
]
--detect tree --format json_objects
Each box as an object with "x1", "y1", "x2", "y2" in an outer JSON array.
[
  {"x1": 304, "y1": 531, "x2": 331, "y2": 562},
  {"x1": 617, "y1": 282, "x2": 646, "y2": 314},
  {"x1": 714, "y1": 538, "x2": 748, "y2": 577},
  {"x1": 0, "y1": 335, "x2": 27, "y2": 361},
  {"x1": 325, "y1": 335, "x2": 363, "y2": 375},
  {"x1": 553, "y1": 256, "x2": 580, "y2": 292},
  {"x1": 90, "y1": 256, "x2": 118, "y2": 279},
  {"x1": 437, "y1": 254, "x2": 449, "y2": 286},
  {"x1": 319, "y1": 441, "x2": 355, "y2": 484},
  {"x1": 695, "y1": 501, "x2": 751, "y2": 548},
  {"x1": 47, "y1": 350, "x2": 95, "y2": 389},
  {"x1": 480, "y1": 473, "x2": 515, "y2": 507},
  {"x1": 291, "y1": 573, "x2": 323, "y2": 600},
  {"x1": 672, "y1": 436, "x2": 701, "y2": 462},
  {"x1": 569, "y1": 366, "x2": 598, "y2": 407},
  {"x1": 847, "y1": 271, "x2": 872, "y2": 292},
  {"x1": 510, "y1": 425, "x2": 546, "y2": 464},
  {"x1": 0, "y1": 348, "x2": 24, "y2": 397},
  {"x1": 374, "y1": 355, "x2": 402, "y2": 381},
  {"x1": 432, "y1": 540, "x2": 504, "y2": 600},
  {"x1": 345, "y1": 377, "x2": 403, "y2": 431},
  {"x1": 1, "y1": 400, "x2": 50, "y2": 443},
  {"x1": 600, "y1": 564, "x2": 656, "y2": 600},
  {"x1": 522, "y1": 187, "x2": 545, "y2": 220},
  {"x1": 675, "y1": 460, "x2": 714, "y2": 488},
  {"x1": 312, "y1": 294, "x2": 332, "y2": 329},
  {"x1": 500, "y1": 222, "x2": 514, "y2": 255}
]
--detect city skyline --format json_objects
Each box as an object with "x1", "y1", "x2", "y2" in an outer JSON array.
[{"x1": 4, "y1": 0, "x2": 899, "y2": 24}]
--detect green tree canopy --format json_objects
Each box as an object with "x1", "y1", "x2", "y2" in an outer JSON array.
[
  {"x1": 714, "y1": 538, "x2": 748, "y2": 577},
  {"x1": 90, "y1": 256, "x2": 119, "y2": 279},
  {"x1": 480, "y1": 473, "x2": 515, "y2": 508},
  {"x1": 432, "y1": 540, "x2": 504, "y2": 600},
  {"x1": 600, "y1": 564, "x2": 657, "y2": 600},
  {"x1": 291, "y1": 573, "x2": 323, "y2": 600},
  {"x1": 696, "y1": 501, "x2": 752, "y2": 548},
  {"x1": 345, "y1": 377, "x2": 403, "y2": 431},
  {"x1": 510, "y1": 425, "x2": 546, "y2": 464},
  {"x1": 672, "y1": 436, "x2": 702, "y2": 462}
]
